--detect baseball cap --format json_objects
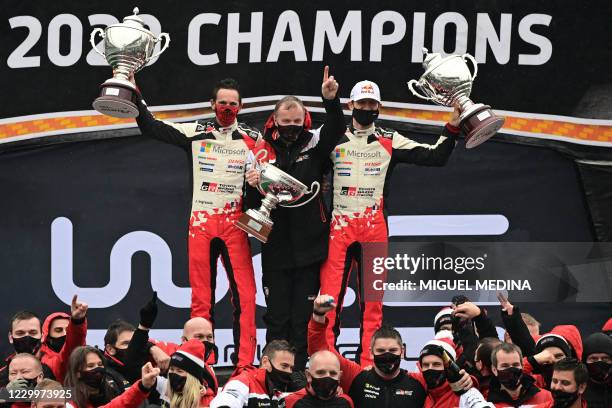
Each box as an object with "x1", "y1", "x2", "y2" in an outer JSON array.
[{"x1": 350, "y1": 80, "x2": 381, "y2": 102}]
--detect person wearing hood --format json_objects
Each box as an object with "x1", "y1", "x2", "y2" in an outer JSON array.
[
  {"x1": 284, "y1": 351, "x2": 353, "y2": 408},
  {"x1": 40, "y1": 313, "x2": 73, "y2": 358},
  {"x1": 486, "y1": 343, "x2": 552, "y2": 407},
  {"x1": 308, "y1": 295, "x2": 464, "y2": 408},
  {"x1": 525, "y1": 326, "x2": 583, "y2": 390},
  {"x1": 210, "y1": 340, "x2": 295, "y2": 408},
  {"x1": 417, "y1": 338, "x2": 476, "y2": 408},
  {"x1": 581, "y1": 332, "x2": 611, "y2": 408},
  {"x1": 244, "y1": 66, "x2": 345, "y2": 374},
  {"x1": 0, "y1": 295, "x2": 88, "y2": 386}
]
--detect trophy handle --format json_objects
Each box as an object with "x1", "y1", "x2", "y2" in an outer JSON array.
[
  {"x1": 148, "y1": 33, "x2": 171, "y2": 61},
  {"x1": 462, "y1": 54, "x2": 478, "y2": 81},
  {"x1": 254, "y1": 149, "x2": 268, "y2": 163},
  {"x1": 90, "y1": 28, "x2": 106, "y2": 58},
  {"x1": 407, "y1": 79, "x2": 432, "y2": 101},
  {"x1": 279, "y1": 181, "x2": 321, "y2": 208}
]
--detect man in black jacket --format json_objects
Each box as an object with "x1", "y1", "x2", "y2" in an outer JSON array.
[
  {"x1": 581, "y1": 332, "x2": 611, "y2": 408},
  {"x1": 244, "y1": 66, "x2": 345, "y2": 371}
]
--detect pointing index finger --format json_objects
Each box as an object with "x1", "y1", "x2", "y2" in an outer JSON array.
[{"x1": 323, "y1": 65, "x2": 329, "y2": 82}]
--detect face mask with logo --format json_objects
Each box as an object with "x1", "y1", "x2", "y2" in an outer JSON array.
[
  {"x1": 373, "y1": 352, "x2": 401, "y2": 375},
  {"x1": 203, "y1": 341, "x2": 218, "y2": 365},
  {"x1": 13, "y1": 336, "x2": 41, "y2": 355},
  {"x1": 215, "y1": 105, "x2": 239, "y2": 127},
  {"x1": 586, "y1": 361, "x2": 610, "y2": 383},
  {"x1": 352, "y1": 108, "x2": 379, "y2": 127},
  {"x1": 551, "y1": 389, "x2": 580, "y2": 408},
  {"x1": 46, "y1": 335, "x2": 66, "y2": 353},
  {"x1": 423, "y1": 369, "x2": 446, "y2": 389},
  {"x1": 81, "y1": 367, "x2": 106, "y2": 389},
  {"x1": 309, "y1": 376, "x2": 339, "y2": 400},
  {"x1": 267, "y1": 362, "x2": 292, "y2": 390},
  {"x1": 496, "y1": 367, "x2": 523, "y2": 390},
  {"x1": 169, "y1": 372, "x2": 187, "y2": 393}
]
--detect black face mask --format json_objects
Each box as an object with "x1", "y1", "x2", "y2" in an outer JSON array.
[
  {"x1": 277, "y1": 125, "x2": 302, "y2": 143},
  {"x1": 46, "y1": 335, "x2": 66, "y2": 353},
  {"x1": 13, "y1": 336, "x2": 41, "y2": 355},
  {"x1": 22, "y1": 376, "x2": 39, "y2": 389},
  {"x1": 551, "y1": 389, "x2": 580, "y2": 408},
  {"x1": 169, "y1": 372, "x2": 187, "y2": 393},
  {"x1": 373, "y1": 352, "x2": 401, "y2": 375},
  {"x1": 112, "y1": 347, "x2": 128, "y2": 365},
  {"x1": 81, "y1": 367, "x2": 106, "y2": 389},
  {"x1": 586, "y1": 361, "x2": 610, "y2": 383},
  {"x1": 309, "y1": 376, "x2": 339, "y2": 400},
  {"x1": 423, "y1": 369, "x2": 446, "y2": 389},
  {"x1": 352, "y1": 108, "x2": 379, "y2": 126},
  {"x1": 496, "y1": 367, "x2": 523, "y2": 390},
  {"x1": 203, "y1": 341, "x2": 218, "y2": 365},
  {"x1": 267, "y1": 363, "x2": 292, "y2": 390}
]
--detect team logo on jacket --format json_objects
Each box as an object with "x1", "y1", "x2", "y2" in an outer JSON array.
[
  {"x1": 335, "y1": 148, "x2": 346, "y2": 158},
  {"x1": 200, "y1": 142, "x2": 246, "y2": 156},
  {"x1": 395, "y1": 389, "x2": 414, "y2": 396},
  {"x1": 201, "y1": 181, "x2": 235, "y2": 193},
  {"x1": 340, "y1": 186, "x2": 375, "y2": 197}
]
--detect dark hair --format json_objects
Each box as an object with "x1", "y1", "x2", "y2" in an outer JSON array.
[
  {"x1": 64, "y1": 346, "x2": 119, "y2": 408},
  {"x1": 262, "y1": 340, "x2": 295, "y2": 360},
  {"x1": 553, "y1": 357, "x2": 589, "y2": 387},
  {"x1": 371, "y1": 324, "x2": 403, "y2": 348},
  {"x1": 9, "y1": 310, "x2": 41, "y2": 333},
  {"x1": 211, "y1": 78, "x2": 241, "y2": 103},
  {"x1": 491, "y1": 342, "x2": 523, "y2": 368},
  {"x1": 476, "y1": 337, "x2": 502, "y2": 370},
  {"x1": 103, "y1": 319, "x2": 135, "y2": 347}
]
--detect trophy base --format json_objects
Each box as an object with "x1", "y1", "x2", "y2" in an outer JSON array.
[
  {"x1": 235, "y1": 210, "x2": 273, "y2": 243},
  {"x1": 93, "y1": 79, "x2": 140, "y2": 118},
  {"x1": 460, "y1": 105, "x2": 505, "y2": 149}
]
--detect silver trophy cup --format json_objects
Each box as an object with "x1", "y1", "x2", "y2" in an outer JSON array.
[
  {"x1": 90, "y1": 7, "x2": 170, "y2": 118},
  {"x1": 236, "y1": 150, "x2": 320, "y2": 243},
  {"x1": 408, "y1": 48, "x2": 505, "y2": 149}
]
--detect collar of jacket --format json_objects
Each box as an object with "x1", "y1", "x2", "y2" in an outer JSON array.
[{"x1": 350, "y1": 125, "x2": 376, "y2": 137}]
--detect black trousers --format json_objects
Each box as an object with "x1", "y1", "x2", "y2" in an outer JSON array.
[{"x1": 262, "y1": 261, "x2": 321, "y2": 371}]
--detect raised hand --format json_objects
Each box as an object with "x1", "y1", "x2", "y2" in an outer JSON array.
[
  {"x1": 140, "y1": 292, "x2": 158, "y2": 329},
  {"x1": 141, "y1": 362, "x2": 160, "y2": 389},
  {"x1": 71, "y1": 295, "x2": 88, "y2": 320},
  {"x1": 321, "y1": 65, "x2": 339, "y2": 100},
  {"x1": 313, "y1": 294, "x2": 336, "y2": 316},
  {"x1": 497, "y1": 292, "x2": 514, "y2": 316},
  {"x1": 452, "y1": 301, "x2": 482, "y2": 320}
]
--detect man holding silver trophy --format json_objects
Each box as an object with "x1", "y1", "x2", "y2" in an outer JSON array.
[
  {"x1": 130, "y1": 75, "x2": 261, "y2": 370},
  {"x1": 319, "y1": 80, "x2": 462, "y2": 367},
  {"x1": 241, "y1": 66, "x2": 345, "y2": 374}
]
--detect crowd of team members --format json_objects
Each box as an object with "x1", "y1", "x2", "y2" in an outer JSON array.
[{"x1": 1, "y1": 291, "x2": 610, "y2": 408}]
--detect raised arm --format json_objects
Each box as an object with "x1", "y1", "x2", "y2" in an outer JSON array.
[
  {"x1": 314, "y1": 65, "x2": 346, "y2": 158},
  {"x1": 390, "y1": 107, "x2": 461, "y2": 166},
  {"x1": 309, "y1": 295, "x2": 363, "y2": 391},
  {"x1": 130, "y1": 75, "x2": 199, "y2": 148}
]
